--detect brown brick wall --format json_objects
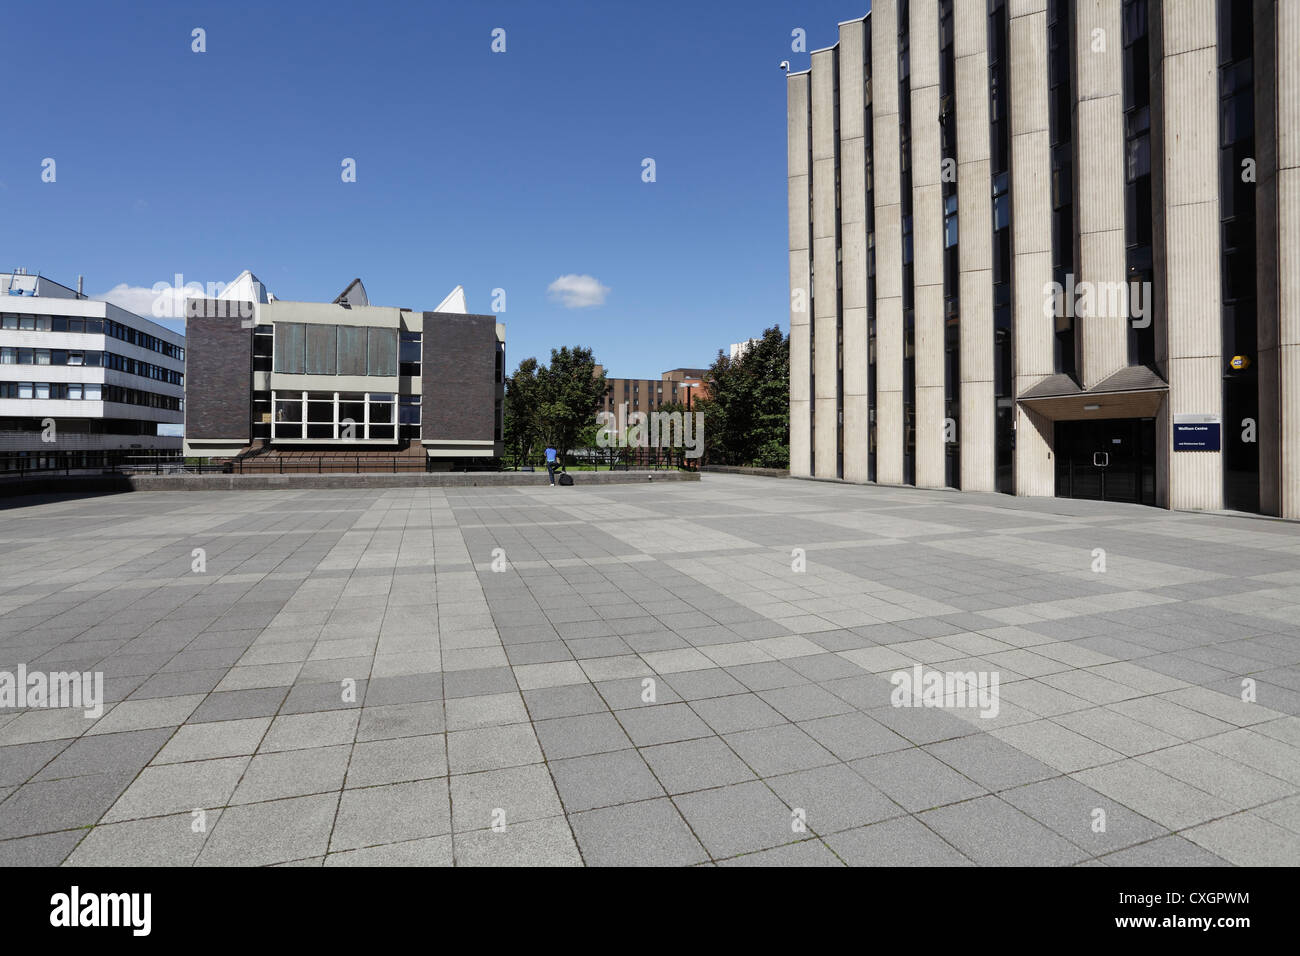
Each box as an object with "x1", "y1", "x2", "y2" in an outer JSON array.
[
  {"x1": 421, "y1": 313, "x2": 498, "y2": 442},
  {"x1": 185, "y1": 299, "x2": 253, "y2": 441}
]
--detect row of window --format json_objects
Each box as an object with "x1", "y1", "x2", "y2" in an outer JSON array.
[
  {"x1": 103, "y1": 318, "x2": 185, "y2": 361},
  {"x1": 0, "y1": 347, "x2": 184, "y2": 385},
  {"x1": 262, "y1": 390, "x2": 419, "y2": 441},
  {"x1": 0, "y1": 381, "x2": 182, "y2": 409},
  {"x1": 273, "y1": 323, "x2": 401, "y2": 377},
  {"x1": 0, "y1": 314, "x2": 184, "y2": 361},
  {"x1": 101, "y1": 351, "x2": 184, "y2": 385}
]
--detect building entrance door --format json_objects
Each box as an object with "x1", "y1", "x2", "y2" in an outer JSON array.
[{"x1": 1054, "y1": 418, "x2": 1155, "y2": 505}]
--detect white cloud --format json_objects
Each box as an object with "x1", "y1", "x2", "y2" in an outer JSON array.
[
  {"x1": 97, "y1": 281, "x2": 206, "y2": 320},
  {"x1": 547, "y1": 274, "x2": 609, "y2": 308}
]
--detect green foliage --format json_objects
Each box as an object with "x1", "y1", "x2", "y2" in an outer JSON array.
[
  {"x1": 504, "y1": 346, "x2": 607, "y2": 464},
  {"x1": 694, "y1": 325, "x2": 789, "y2": 467},
  {"x1": 503, "y1": 356, "x2": 540, "y2": 463}
]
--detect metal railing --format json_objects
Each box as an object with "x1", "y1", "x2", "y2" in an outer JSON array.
[
  {"x1": 505, "y1": 447, "x2": 699, "y2": 472},
  {"x1": 3, "y1": 449, "x2": 701, "y2": 479},
  {"x1": 113, "y1": 455, "x2": 505, "y2": 475},
  {"x1": 229, "y1": 456, "x2": 431, "y2": 475},
  {"x1": 0, "y1": 451, "x2": 172, "y2": 477}
]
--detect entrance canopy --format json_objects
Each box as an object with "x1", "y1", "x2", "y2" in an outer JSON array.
[{"x1": 1017, "y1": 366, "x2": 1167, "y2": 421}]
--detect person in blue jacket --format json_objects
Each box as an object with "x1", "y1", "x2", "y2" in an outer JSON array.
[{"x1": 544, "y1": 445, "x2": 558, "y2": 486}]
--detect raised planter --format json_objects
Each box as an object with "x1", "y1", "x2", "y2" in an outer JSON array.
[{"x1": 699, "y1": 465, "x2": 790, "y2": 478}]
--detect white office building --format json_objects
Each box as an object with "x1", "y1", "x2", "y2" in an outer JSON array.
[{"x1": 0, "y1": 270, "x2": 184, "y2": 471}]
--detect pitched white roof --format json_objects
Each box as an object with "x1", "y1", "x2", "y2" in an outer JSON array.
[
  {"x1": 218, "y1": 270, "x2": 271, "y2": 303},
  {"x1": 433, "y1": 285, "x2": 467, "y2": 313}
]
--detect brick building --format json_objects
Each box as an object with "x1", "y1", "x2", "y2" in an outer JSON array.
[
  {"x1": 597, "y1": 367, "x2": 709, "y2": 417},
  {"x1": 184, "y1": 274, "x2": 504, "y2": 469}
]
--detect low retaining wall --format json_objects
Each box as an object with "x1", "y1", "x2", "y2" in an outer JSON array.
[
  {"x1": 1, "y1": 470, "x2": 698, "y2": 497},
  {"x1": 699, "y1": 465, "x2": 790, "y2": 478}
]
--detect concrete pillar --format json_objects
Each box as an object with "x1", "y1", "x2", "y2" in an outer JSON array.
[
  {"x1": 872, "y1": 0, "x2": 905, "y2": 485},
  {"x1": 1256, "y1": 0, "x2": 1300, "y2": 518},
  {"x1": 1073, "y1": 0, "x2": 1128, "y2": 388},
  {"x1": 955, "y1": 0, "x2": 996, "y2": 492},
  {"x1": 1008, "y1": 0, "x2": 1055, "y2": 497},
  {"x1": 910, "y1": 0, "x2": 946, "y2": 489},
  {"x1": 788, "y1": 72, "x2": 813, "y2": 478},
  {"x1": 839, "y1": 19, "x2": 871, "y2": 484},
  {"x1": 1153, "y1": 1, "x2": 1223, "y2": 511},
  {"x1": 812, "y1": 47, "x2": 841, "y2": 479}
]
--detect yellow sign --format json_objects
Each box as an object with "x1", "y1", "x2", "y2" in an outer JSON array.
[{"x1": 1230, "y1": 355, "x2": 1251, "y2": 371}]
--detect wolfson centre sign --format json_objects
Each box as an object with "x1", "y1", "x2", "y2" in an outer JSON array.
[{"x1": 596, "y1": 402, "x2": 705, "y2": 459}]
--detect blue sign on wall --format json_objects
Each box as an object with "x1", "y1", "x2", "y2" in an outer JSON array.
[{"x1": 1173, "y1": 418, "x2": 1221, "y2": 451}]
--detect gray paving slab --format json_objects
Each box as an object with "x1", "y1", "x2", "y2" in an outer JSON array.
[
  {"x1": 2, "y1": 477, "x2": 1297, "y2": 865},
  {"x1": 569, "y1": 797, "x2": 708, "y2": 866},
  {"x1": 330, "y1": 779, "x2": 451, "y2": 852}
]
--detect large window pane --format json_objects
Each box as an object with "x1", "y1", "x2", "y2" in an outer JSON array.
[
  {"x1": 337, "y1": 326, "x2": 367, "y2": 375},
  {"x1": 367, "y1": 327, "x2": 398, "y2": 376},
  {"x1": 399, "y1": 396, "x2": 421, "y2": 424},
  {"x1": 274, "y1": 398, "x2": 303, "y2": 422},
  {"x1": 305, "y1": 324, "x2": 337, "y2": 375},
  {"x1": 273, "y1": 323, "x2": 306, "y2": 374}
]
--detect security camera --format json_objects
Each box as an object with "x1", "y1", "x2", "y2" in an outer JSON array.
[{"x1": 780, "y1": 60, "x2": 791, "y2": 72}]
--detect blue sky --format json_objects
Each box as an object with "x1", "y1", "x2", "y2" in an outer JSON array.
[{"x1": 1, "y1": 0, "x2": 861, "y2": 379}]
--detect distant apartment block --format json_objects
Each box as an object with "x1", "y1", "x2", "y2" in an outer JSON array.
[
  {"x1": 0, "y1": 270, "x2": 183, "y2": 470},
  {"x1": 184, "y1": 274, "x2": 505, "y2": 468},
  {"x1": 596, "y1": 366, "x2": 709, "y2": 416},
  {"x1": 730, "y1": 339, "x2": 759, "y2": 361}
]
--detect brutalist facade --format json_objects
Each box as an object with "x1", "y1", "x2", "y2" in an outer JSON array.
[
  {"x1": 788, "y1": 1, "x2": 1300, "y2": 517},
  {"x1": 184, "y1": 276, "x2": 504, "y2": 466}
]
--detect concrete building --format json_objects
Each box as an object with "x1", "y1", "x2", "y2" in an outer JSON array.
[
  {"x1": 787, "y1": 0, "x2": 1300, "y2": 517},
  {"x1": 184, "y1": 274, "x2": 505, "y2": 468},
  {"x1": 0, "y1": 270, "x2": 183, "y2": 470},
  {"x1": 730, "y1": 339, "x2": 759, "y2": 361},
  {"x1": 596, "y1": 367, "x2": 709, "y2": 417}
]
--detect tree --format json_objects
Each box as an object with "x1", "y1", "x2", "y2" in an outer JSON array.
[
  {"x1": 503, "y1": 357, "x2": 541, "y2": 465},
  {"x1": 694, "y1": 325, "x2": 789, "y2": 467},
  {"x1": 536, "y1": 346, "x2": 608, "y2": 458},
  {"x1": 503, "y1": 346, "x2": 607, "y2": 465}
]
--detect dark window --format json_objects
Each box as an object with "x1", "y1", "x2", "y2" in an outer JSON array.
[
  {"x1": 1123, "y1": 0, "x2": 1155, "y2": 369},
  {"x1": 941, "y1": 0, "x2": 960, "y2": 488},
  {"x1": 1218, "y1": 0, "x2": 1259, "y2": 513},
  {"x1": 1048, "y1": 0, "x2": 1077, "y2": 380}
]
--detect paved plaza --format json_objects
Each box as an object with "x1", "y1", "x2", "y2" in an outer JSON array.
[{"x1": 1, "y1": 474, "x2": 1298, "y2": 866}]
